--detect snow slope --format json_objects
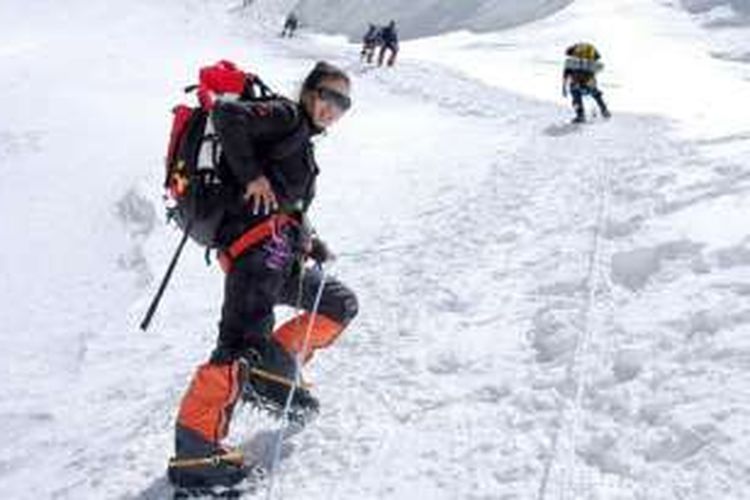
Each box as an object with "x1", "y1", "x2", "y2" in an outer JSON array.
[
  {"x1": 0, "y1": 0, "x2": 287, "y2": 496},
  {"x1": 682, "y1": 0, "x2": 750, "y2": 15},
  {"x1": 291, "y1": 0, "x2": 572, "y2": 39},
  {"x1": 1, "y1": 0, "x2": 749, "y2": 499},
  {"x1": 403, "y1": 0, "x2": 750, "y2": 139}
]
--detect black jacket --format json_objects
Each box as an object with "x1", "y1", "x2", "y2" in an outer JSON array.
[
  {"x1": 380, "y1": 24, "x2": 398, "y2": 46},
  {"x1": 363, "y1": 25, "x2": 379, "y2": 44},
  {"x1": 211, "y1": 98, "x2": 320, "y2": 246}
]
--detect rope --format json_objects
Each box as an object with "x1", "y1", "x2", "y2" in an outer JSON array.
[
  {"x1": 537, "y1": 160, "x2": 612, "y2": 500},
  {"x1": 265, "y1": 263, "x2": 328, "y2": 500}
]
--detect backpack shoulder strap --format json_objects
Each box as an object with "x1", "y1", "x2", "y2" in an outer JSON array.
[{"x1": 262, "y1": 99, "x2": 311, "y2": 161}]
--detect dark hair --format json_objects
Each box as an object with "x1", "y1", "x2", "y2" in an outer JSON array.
[{"x1": 302, "y1": 61, "x2": 350, "y2": 92}]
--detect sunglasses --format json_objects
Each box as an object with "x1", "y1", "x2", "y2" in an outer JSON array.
[{"x1": 316, "y1": 86, "x2": 352, "y2": 112}]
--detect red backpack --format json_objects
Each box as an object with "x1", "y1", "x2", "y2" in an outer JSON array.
[
  {"x1": 142, "y1": 61, "x2": 278, "y2": 331},
  {"x1": 164, "y1": 60, "x2": 276, "y2": 247}
]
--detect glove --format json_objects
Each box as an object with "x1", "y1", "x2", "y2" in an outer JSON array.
[
  {"x1": 308, "y1": 237, "x2": 335, "y2": 264},
  {"x1": 562, "y1": 84, "x2": 568, "y2": 98}
]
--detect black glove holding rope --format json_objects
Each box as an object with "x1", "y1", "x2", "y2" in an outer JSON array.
[
  {"x1": 308, "y1": 237, "x2": 335, "y2": 264},
  {"x1": 296, "y1": 215, "x2": 335, "y2": 264}
]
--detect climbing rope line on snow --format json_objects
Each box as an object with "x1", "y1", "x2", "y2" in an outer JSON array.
[
  {"x1": 536, "y1": 159, "x2": 613, "y2": 500},
  {"x1": 562, "y1": 160, "x2": 613, "y2": 499}
]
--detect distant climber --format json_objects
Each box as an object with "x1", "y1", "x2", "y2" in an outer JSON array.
[
  {"x1": 562, "y1": 42, "x2": 610, "y2": 123},
  {"x1": 360, "y1": 23, "x2": 381, "y2": 64},
  {"x1": 281, "y1": 12, "x2": 299, "y2": 38},
  {"x1": 378, "y1": 20, "x2": 399, "y2": 67}
]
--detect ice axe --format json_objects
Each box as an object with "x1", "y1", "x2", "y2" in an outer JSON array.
[{"x1": 139, "y1": 223, "x2": 191, "y2": 331}]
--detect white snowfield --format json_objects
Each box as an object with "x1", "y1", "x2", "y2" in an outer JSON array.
[{"x1": 0, "y1": 0, "x2": 749, "y2": 499}]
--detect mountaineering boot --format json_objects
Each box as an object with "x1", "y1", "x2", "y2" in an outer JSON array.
[
  {"x1": 239, "y1": 339, "x2": 319, "y2": 424},
  {"x1": 591, "y1": 90, "x2": 610, "y2": 119},
  {"x1": 168, "y1": 441, "x2": 248, "y2": 488}
]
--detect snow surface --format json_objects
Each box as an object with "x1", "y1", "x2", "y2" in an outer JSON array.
[
  {"x1": 291, "y1": 0, "x2": 573, "y2": 40},
  {"x1": 1, "y1": 0, "x2": 749, "y2": 499},
  {"x1": 402, "y1": 0, "x2": 750, "y2": 139}
]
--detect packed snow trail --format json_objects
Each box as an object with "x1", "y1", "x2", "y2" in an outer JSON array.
[{"x1": 537, "y1": 139, "x2": 613, "y2": 500}]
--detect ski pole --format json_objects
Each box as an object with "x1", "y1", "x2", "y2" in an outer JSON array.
[
  {"x1": 266, "y1": 263, "x2": 328, "y2": 500},
  {"x1": 139, "y1": 224, "x2": 191, "y2": 331}
]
